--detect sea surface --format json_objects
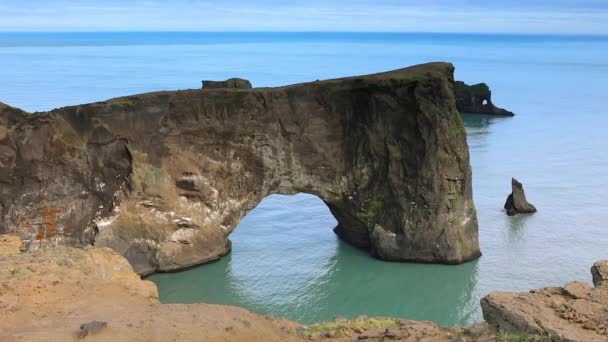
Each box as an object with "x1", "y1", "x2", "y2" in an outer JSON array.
[{"x1": 2, "y1": 32, "x2": 607, "y2": 326}]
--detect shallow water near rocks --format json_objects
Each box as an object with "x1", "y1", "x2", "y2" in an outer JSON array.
[{"x1": 2, "y1": 32, "x2": 607, "y2": 326}]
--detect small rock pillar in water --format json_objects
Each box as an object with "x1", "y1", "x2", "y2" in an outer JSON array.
[{"x1": 504, "y1": 178, "x2": 537, "y2": 216}]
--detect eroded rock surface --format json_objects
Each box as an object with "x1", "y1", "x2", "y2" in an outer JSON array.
[
  {"x1": 592, "y1": 260, "x2": 608, "y2": 288},
  {"x1": 481, "y1": 281, "x2": 608, "y2": 342},
  {"x1": 504, "y1": 178, "x2": 537, "y2": 216},
  {"x1": 454, "y1": 81, "x2": 514, "y2": 116},
  {"x1": 0, "y1": 62, "x2": 479, "y2": 274}
]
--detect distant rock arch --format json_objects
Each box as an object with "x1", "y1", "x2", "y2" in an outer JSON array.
[
  {"x1": 453, "y1": 81, "x2": 514, "y2": 116},
  {"x1": 0, "y1": 63, "x2": 480, "y2": 275}
]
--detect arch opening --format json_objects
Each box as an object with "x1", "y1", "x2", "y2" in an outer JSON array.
[{"x1": 147, "y1": 191, "x2": 480, "y2": 325}]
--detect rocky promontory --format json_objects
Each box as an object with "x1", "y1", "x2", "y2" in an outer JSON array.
[
  {"x1": 454, "y1": 81, "x2": 514, "y2": 116},
  {"x1": 0, "y1": 62, "x2": 480, "y2": 275}
]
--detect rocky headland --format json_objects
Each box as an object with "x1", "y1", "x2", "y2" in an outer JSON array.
[
  {"x1": 454, "y1": 81, "x2": 515, "y2": 116},
  {"x1": 1, "y1": 235, "x2": 607, "y2": 342},
  {"x1": 0, "y1": 62, "x2": 480, "y2": 275}
]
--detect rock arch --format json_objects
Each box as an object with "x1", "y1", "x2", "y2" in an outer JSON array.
[
  {"x1": 453, "y1": 81, "x2": 514, "y2": 116},
  {"x1": 0, "y1": 62, "x2": 480, "y2": 275}
]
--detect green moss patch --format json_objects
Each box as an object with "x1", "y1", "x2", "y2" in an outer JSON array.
[
  {"x1": 356, "y1": 198, "x2": 383, "y2": 223},
  {"x1": 298, "y1": 317, "x2": 400, "y2": 338}
]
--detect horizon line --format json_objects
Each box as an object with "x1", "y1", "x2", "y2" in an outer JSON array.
[{"x1": 1, "y1": 30, "x2": 608, "y2": 37}]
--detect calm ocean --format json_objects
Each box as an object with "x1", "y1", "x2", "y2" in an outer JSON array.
[{"x1": 2, "y1": 32, "x2": 607, "y2": 325}]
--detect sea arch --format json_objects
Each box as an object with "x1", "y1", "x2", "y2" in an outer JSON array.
[{"x1": 0, "y1": 63, "x2": 479, "y2": 275}]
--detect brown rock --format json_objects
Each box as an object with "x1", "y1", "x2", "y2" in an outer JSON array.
[
  {"x1": 591, "y1": 260, "x2": 608, "y2": 288},
  {"x1": 481, "y1": 283, "x2": 608, "y2": 342},
  {"x1": 550, "y1": 296, "x2": 567, "y2": 309},
  {"x1": 0, "y1": 62, "x2": 480, "y2": 274},
  {"x1": 564, "y1": 281, "x2": 593, "y2": 299}
]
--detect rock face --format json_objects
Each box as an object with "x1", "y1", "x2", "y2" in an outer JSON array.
[
  {"x1": 504, "y1": 178, "x2": 537, "y2": 216},
  {"x1": 592, "y1": 260, "x2": 608, "y2": 288},
  {"x1": 0, "y1": 62, "x2": 479, "y2": 275},
  {"x1": 481, "y1": 280, "x2": 608, "y2": 341},
  {"x1": 454, "y1": 81, "x2": 514, "y2": 116},
  {"x1": 202, "y1": 78, "x2": 252, "y2": 89}
]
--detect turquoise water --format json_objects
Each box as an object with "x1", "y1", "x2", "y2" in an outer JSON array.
[{"x1": 2, "y1": 32, "x2": 607, "y2": 326}]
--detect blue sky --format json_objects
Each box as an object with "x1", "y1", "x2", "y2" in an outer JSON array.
[{"x1": 1, "y1": 0, "x2": 607, "y2": 34}]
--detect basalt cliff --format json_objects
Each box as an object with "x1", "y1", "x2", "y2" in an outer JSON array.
[{"x1": 0, "y1": 62, "x2": 479, "y2": 275}]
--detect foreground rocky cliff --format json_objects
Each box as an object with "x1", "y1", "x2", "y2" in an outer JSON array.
[
  {"x1": 0, "y1": 235, "x2": 300, "y2": 342},
  {"x1": 2, "y1": 236, "x2": 606, "y2": 342},
  {"x1": 0, "y1": 62, "x2": 479, "y2": 274},
  {"x1": 0, "y1": 235, "x2": 495, "y2": 342}
]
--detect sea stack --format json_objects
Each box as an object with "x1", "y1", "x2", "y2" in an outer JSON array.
[{"x1": 504, "y1": 178, "x2": 537, "y2": 216}]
